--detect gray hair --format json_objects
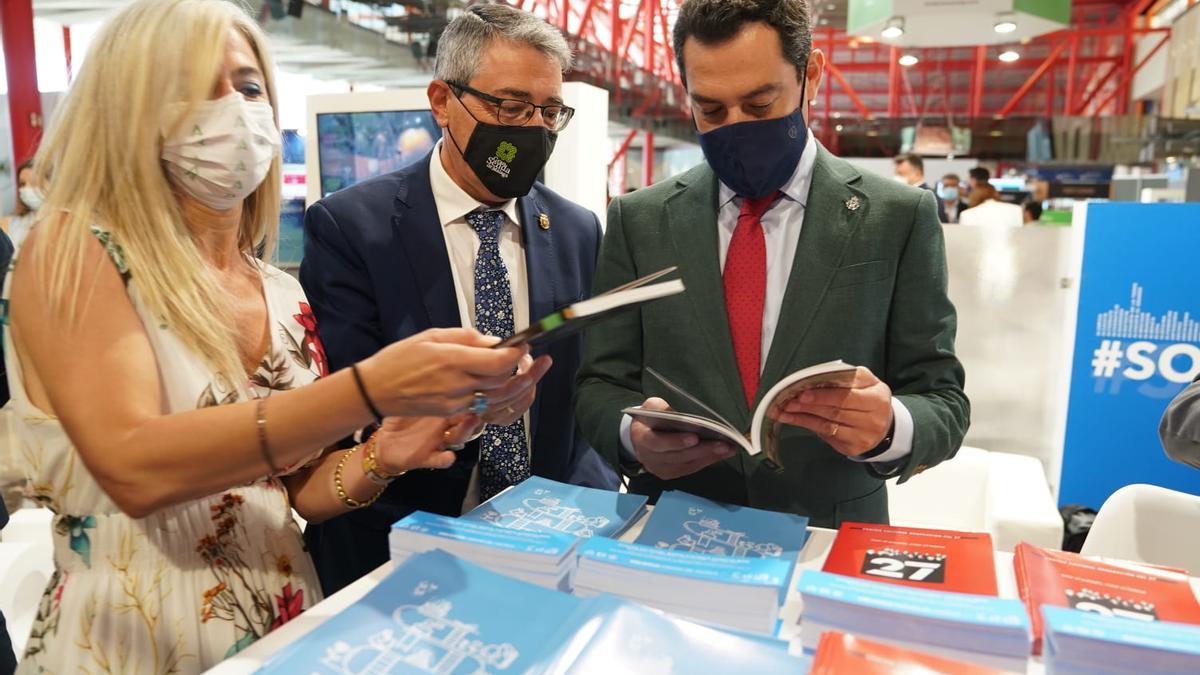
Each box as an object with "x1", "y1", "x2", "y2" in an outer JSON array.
[{"x1": 435, "y1": 2, "x2": 573, "y2": 84}]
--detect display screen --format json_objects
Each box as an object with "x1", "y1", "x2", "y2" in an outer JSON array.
[{"x1": 316, "y1": 110, "x2": 441, "y2": 197}]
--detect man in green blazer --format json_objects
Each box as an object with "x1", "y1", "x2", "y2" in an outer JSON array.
[{"x1": 574, "y1": 0, "x2": 969, "y2": 527}]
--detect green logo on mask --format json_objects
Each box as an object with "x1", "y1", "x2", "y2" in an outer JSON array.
[{"x1": 495, "y1": 141, "x2": 518, "y2": 164}]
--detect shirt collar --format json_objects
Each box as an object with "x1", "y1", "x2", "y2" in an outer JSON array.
[
  {"x1": 717, "y1": 131, "x2": 818, "y2": 210},
  {"x1": 429, "y1": 139, "x2": 521, "y2": 228}
]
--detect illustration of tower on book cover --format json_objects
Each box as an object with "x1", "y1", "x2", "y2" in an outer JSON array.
[
  {"x1": 480, "y1": 493, "x2": 611, "y2": 538},
  {"x1": 658, "y1": 516, "x2": 783, "y2": 558},
  {"x1": 319, "y1": 598, "x2": 519, "y2": 675}
]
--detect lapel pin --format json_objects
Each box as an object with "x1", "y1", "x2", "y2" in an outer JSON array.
[
  {"x1": 844, "y1": 196, "x2": 861, "y2": 212},
  {"x1": 538, "y1": 213, "x2": 551, "y2": 230}
]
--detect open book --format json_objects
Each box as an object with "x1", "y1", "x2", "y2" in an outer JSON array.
[
  {"x1": 496, "y1": 267, "x2": 685, "y2": 348},
  {"x1": 622, "y1": 360, "x2": 857, "y2": 468}
]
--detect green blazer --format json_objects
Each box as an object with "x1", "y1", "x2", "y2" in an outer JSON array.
[{"x1": 574, "y1": 145, "x2": 969, "y2": 527}]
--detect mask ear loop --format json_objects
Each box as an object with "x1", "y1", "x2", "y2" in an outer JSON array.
[{"x1": 443, "y1": 82, "x2": 481, "y2": 158}]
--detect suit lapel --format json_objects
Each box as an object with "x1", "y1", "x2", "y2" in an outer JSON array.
[
  {"x1": 664, "y1": 166, "x2": 751, "y2": 427},
  {"x1": 757, "y1": 145, "x2": 868, "y2": 396},
  {"x1": 391, "y1": 155, "x2": 462, "y2": 330},
  {"x1": 518, "y1": 191, "x2": 555, "y2": 444}
]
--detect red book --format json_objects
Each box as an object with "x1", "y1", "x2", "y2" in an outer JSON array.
[
  {"x1": 810, "y1": 631, "x2": 1016, "y2": 674},
  {"x1": 1013, "y1": 542, "x2": 1200, "y2": 655},
  {"x1": 821, "y1": 522, "x2": 998, "y2": 595}
]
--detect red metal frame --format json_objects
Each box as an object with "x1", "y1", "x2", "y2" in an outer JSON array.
[
  {"x1": 2, "y1": 0, "x2": 43, "y2": 169},
  {"x1": 507, "y1": 0, "x2": 1169, "y2": 174}
]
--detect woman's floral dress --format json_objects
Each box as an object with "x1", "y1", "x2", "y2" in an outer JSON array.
[{"x1": 4, "y1": 229, "x2": 330, "y2": 674}]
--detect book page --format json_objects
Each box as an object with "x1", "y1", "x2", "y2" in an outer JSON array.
[{"x1": 750, "y1": 361, "x2": 858, "y2": 467}]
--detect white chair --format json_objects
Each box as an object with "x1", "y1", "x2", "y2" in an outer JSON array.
[
  {"x1": 887, "y1": 446, "x2": 1063, "y2": 552},
  {"x1": 1080, "y1": 484, "x2": 1200, "y2": 574}
]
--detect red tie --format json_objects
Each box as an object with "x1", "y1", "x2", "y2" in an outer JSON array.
[{"x1": 724, "y1": 192, "x2": 779, "y2": 406}]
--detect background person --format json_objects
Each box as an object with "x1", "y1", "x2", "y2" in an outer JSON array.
[
  {"x1": 0, "y1": 160, "x2": 39, "y2": 249},
  {"x1": 959, "y1": 183, "x2": 1024, "y2": 227},
  {"x1": 575, "y1": 0, "x2": 968, "y2": 526},
  {"x1": 938, "y1": 173, "x2": 969, "y2": 224},
  {"x1": 4, "y1": 2, "x2": 535, "y2": 671},
  {"x1": 893, "y1": 153, "x2": 946, "y2": 222},
  {"x1": 966, "y1": 166, "x2": 991, "y2": 201},
  {"x1": 1023, "y1": 199, "x2": 1043, "y2": 224}
]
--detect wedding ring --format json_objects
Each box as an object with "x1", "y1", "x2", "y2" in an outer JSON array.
[
  {"x1": 469, "y1": 392, "x2": 489, "y2": 415},
  {"x1": 830, "y1": 422, "x2": 840, "y2": 438}
]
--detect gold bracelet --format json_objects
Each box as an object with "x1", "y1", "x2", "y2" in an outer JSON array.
[
  {"x1": 361, "y1": 433, "x2": 406, "y2": 486},
  {"x1": 334, "y1": 446, "x2": 386, "y2": 509}
]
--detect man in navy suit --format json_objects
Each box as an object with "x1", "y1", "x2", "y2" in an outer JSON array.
[{"x1": 301, "y1": 3, "x2": 616, "y2": 594}]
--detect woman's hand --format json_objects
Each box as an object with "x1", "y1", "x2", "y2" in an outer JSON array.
[
  {"x1": 358, "y1": 328, "x2": 528, "y2": 418},
  {"x1": 373, "y1": 414, "x2": 484, "y2": 475},
  {"x1": 479, "y1": 354, "x2": 553, "y2": 427}
]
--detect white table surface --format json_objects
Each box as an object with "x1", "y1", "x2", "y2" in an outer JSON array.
[{"x1": 205, "y1": 515, "x2": 1200, "y2": 674}]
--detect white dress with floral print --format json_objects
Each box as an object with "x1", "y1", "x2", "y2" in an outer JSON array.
[{"x1": 4, "y1": 232, "x2": 329, "y2": 674}]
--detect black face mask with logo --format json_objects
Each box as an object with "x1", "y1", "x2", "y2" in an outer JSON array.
[{"x1": 447, "y1": 111, "x2": 557, "y2": 200}]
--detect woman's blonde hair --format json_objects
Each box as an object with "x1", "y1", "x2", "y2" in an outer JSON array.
[{"x1": 30, "y1": 0, "x2": 279, "y2": 380}]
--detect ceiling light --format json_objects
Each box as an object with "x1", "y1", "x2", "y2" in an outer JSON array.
[
  {"x1": 990, "y1": 130, "x2": 1004, "y2": 137},
  {"x1": 998, "y1": 50, "x2": 1020, "y2": 63},
  {"x1": 994, "y1": 13, "x2": 1017, "y2": 34},
  {"x1": 835, "y1": 124, "x2": 844, "y2": 132},
  {"x1": 881, "y1": 17, "x2": 905, "y2": 39},
  {"x1": 898, "y1": 53, "x2": 919, "y2": 67}
]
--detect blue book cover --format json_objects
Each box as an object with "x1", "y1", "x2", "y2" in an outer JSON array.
[
  {"x1": 256, "y1": 549, "x2": 587, "y2": 674},
  {"x1": 578, "y1": 537, "x2": 792, "y2": 591},
  {"x1": 798, "y1": 569, "x2": 1031, "y2": 632},
  {"x1": 1043, "y1": 605, "x2": 1200, "y2": 658},
  {"x1": 390, "y1": 510, "x2": 577, "y2": 560},
  {"x1": 541, "y1": 594, "x2": 807, "y2": 673},
  {"x1": 634, "y1": 490, "x2": 809, "y2": 558},
  {"x1": 462, "y1": 476, "x2": 648, "y2": 539}
]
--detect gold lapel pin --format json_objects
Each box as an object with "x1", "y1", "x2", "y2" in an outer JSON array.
[
  {"x1": 538, "y1": 213, "x2": 551, "y2": 230},
  {"x1": 844, "y1": 196, "x2": 861, "y2": 212}
]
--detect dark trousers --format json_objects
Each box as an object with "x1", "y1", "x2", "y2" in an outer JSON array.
[{"x1": 0, "y1": 609, "x2": 16, "y2": 675}]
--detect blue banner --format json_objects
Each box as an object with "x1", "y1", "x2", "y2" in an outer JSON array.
[{"x1": 1060, "y1": 203, "x2": 1200, "y2": 508}]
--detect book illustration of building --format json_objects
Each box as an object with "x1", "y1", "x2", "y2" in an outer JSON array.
[
  {"x1": 319, "y1": 598, "x2": 519, "y2": 675},
  {"x1": 655, "y1": 517, "x2": 783, "y2": 558},
  {"x1": 479, "y1": 496, "x2": 610, "y2": 538}
]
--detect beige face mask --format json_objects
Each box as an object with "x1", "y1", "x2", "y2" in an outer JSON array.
[{"x1": 161, "y1": 92, "x2": 281, "y2": 210}]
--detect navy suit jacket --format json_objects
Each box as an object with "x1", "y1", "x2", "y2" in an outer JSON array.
[{"x1": 299, "y1": 152, "x2": 615, "y2": 594}]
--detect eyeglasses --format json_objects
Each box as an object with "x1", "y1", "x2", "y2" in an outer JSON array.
[{"x1": 447, "y1": 81, "x2": 575, "y2": 133}]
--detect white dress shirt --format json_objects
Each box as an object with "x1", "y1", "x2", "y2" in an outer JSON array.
[
  {"x1": 959, "y1": 199, "x2": 1024, "y2": 228},
  {"x1": 621, "y1": 137, "x2": 914, "y2": 466},
  {"x1": 429, "y1": 140, "x2": 532, "y2": 511}
]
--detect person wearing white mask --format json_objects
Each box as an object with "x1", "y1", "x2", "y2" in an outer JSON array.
[
  {"x1": 1, "y1": 159, "x2": 41, "y2": 248},
  {"x1": 3, "y1": 1, "x2": 547, "y2": 672},
  {"x1": 937, "y1": 173, "x2": 969, "y2": 224}
]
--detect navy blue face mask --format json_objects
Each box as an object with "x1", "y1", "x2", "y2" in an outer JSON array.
[{"x1": 695, "y1": 71, "x2": 810, "y2": 199}]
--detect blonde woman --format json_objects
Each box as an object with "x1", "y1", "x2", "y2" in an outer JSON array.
[{"x1": 3, "y1": 1, "x2": 550, "y2": 672}]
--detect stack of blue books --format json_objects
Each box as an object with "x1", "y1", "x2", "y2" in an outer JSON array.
[
  {"x1": 635, "y1": 490, "x2": 810, "y2": 558},
  {"x1": 573, "y1": 537, "x2": 792, "y2": 635},
  {"x1": 256, "y1": 549, "x2": 586, "y2": 674},
  {"x1": 538, "y1": 594, "x2": 809, "y2": 673},
  {"x1": 462, "y1": 476, "x2": 648, "y2": 539},
  {"x1": 1042, "y1": 605, "x2": 1200, "y2": 675},
  {"x1": 798, "y1": 570, "x2": 1032, "y2": 672},
  {"x1": 388, "y1": 511, "x2": 576, "y2": 590},
  {"x1": 256, "y1": 549, "x2": 810, "y2": 674}
]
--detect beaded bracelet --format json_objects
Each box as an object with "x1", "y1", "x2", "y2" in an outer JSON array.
[{"x1": 334, "y1": 446, "x2": 386, "y2": 509}]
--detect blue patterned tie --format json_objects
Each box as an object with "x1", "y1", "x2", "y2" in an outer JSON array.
[{"x1": 467, "y1": 209, "x2": 531, "y2": 501}]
